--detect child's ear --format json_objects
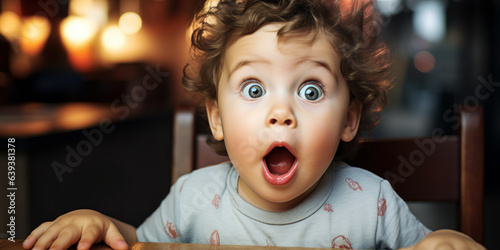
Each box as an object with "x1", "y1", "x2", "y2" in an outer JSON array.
[
  {"x1": 206, "y1": 100, "x2": 224, "y2": 141},
  {"x1": 341, "y1": 98, "x2": 362, "y2": 142}
]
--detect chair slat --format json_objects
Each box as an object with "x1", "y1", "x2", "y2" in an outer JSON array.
[
  {"x1": 172, "y1": 107, "x2": 195, "y2": 185},
  {"x1": 459, "y1": 106, "x2": 484, "y2": 243}
]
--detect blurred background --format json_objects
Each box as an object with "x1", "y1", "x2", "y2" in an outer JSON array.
[{"x1": 0, "y1": 0, "x2": 498, "y2": 248}]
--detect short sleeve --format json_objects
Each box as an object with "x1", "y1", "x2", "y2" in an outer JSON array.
[
  {"x1": 375, "y1": 180, "x2": 432, "y2": 249},
  {"x1": 136, "y1": 175, "x2": 187, "y2": 242}
]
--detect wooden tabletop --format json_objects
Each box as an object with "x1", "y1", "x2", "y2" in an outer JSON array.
[
  {"x1": 0, "y1": 239, "x2": 330, "y2": 250},
  {"x1": 0, "y1": 102, "x2": 143, "y2": 138}
]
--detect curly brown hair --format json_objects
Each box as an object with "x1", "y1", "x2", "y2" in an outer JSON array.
[{"x1": 182, "y1": 0, "x2": 393, "y2": 160}]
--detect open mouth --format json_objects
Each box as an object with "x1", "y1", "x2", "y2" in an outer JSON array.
[
  {"x1": 265, "y1": 147, "x2": 296, "y2": 175},
  {"x1": 262, "y1": 144, "x2": 298, "y2": 185}
]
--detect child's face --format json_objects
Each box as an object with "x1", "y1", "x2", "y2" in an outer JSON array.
[{"x1": 206, "y1": 24, "x2": 361, "y2": 211}]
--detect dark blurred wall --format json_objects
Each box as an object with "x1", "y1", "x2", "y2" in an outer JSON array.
[{"x1": 25, "y1": 109, "x2": 172, "y2": 229}]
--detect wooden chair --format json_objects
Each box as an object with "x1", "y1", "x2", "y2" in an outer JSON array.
[{"x1": 171, "y1": 104, "x2": 484, "y2": 244}]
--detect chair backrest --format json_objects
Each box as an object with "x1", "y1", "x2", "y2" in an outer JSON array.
[
  {"x1": 171, "y1": 104, "x2": 484, "y2": 244},
  {"x1": 171, "y1": 105, "x2": 230, "y2": 183}
]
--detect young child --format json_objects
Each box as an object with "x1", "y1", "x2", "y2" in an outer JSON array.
[{"x1": 23, "y1": 0, "x2": 484, "y2": 249}]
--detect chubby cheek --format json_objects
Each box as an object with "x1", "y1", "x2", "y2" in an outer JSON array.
[
  {"x1": 299, "y1": 113, "x2": 345, "y2": 167},
  {"x1": 308, "y1": 125, "x2": 341, "y2": 158},
  {"x1": 221, "y1": 108, "x2": 269, "y2": 169}
]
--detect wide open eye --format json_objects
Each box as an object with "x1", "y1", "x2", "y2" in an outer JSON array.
[
  {"x1": 242, "y1": 82, "x2": 266, "y2": 99},
  {"x1": 298, "y1": 82, "x2": 323, "y2": 101}
]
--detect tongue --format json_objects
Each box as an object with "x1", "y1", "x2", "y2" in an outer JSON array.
[{"x1": 265, "y1": 147, "x2": 295, "y2": 175}]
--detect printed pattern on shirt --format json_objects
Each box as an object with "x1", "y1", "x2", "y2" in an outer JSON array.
[
  {"x1": 323, "y1": 203, "x2": 334, "y2": 212},
  {"x1": 212, "y1": 194, "x2": 220, "y2": 209},
  {"x1": 332, "y1": 235, "x2": 352, "y2": 249},
  {"x1": 165, "y1": 220, "x2": 178, "y2": 239},
  {"x1": 345, "y1": 177, "x2": 363, "y2": 191},
  {"x1": 378, "y1": 198, "x2": 387, "y2": 216},
  {"x1": 210, "y1": 230, "x2": 220, "y2": 245}
]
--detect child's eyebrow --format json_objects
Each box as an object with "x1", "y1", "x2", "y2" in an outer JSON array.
[
  {"x1": 311, "y1": 60, "x2": 336, "y2": 79},
  {"x1": 227, "y1": 59, "x2": 270, "y2": 80},
  {"x1": 227, "y1": 59, "x2": 337, "y2": 81}
]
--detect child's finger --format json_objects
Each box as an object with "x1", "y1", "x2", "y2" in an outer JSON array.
[
  {"x1": 47, "y1": 226, "x2": 82, "y2": 250},
  {"x1": 103, "y1": 224, "x2": 129, "y2": 250},
  {"x1": 31, "y1": 224, "x2": 65, "y2": 250},
  {"x1": 23, "y1": 222, "x2": 53, "y2": 249},
  {"x1": 77, "y1": 224, "x2": 103, "y2": 250}
]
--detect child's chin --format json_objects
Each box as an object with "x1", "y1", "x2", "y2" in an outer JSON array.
[{"x1": 259, "y1": 188, "x2": 302, "y2": 204}]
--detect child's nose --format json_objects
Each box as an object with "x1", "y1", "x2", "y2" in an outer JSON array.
[{"x1": 266, "y1": 106, "x2": 297, "y2": 128}]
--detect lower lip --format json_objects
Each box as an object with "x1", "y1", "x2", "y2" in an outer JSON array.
[{"x1": 262, "y1": 159, "x2": 298, "y2": 185}]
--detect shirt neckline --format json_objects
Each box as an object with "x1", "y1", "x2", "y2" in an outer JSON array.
[{"x1": 226, "y1": 162, "x2": 339, "y2": 225}]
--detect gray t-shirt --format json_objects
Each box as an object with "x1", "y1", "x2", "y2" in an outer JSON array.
[{"x1": 137, "y1": 161, "x2": 431, "y2": 249}]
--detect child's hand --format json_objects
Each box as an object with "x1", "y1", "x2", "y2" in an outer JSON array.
[
  {"x1": 401, "y1": 229, "x2": 485, "y2": 250},
  {"x1": 22, "y1": 209, "x2": 130, "y2": 250}
]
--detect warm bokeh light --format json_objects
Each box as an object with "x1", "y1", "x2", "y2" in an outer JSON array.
[
  {"x1": 60, "y1": 16, "x2": 96, "y2": 71},
  {"x1": 99, "y1": 28, "x2": 149, "y2": 63},
  {"x1": 60, "y1": 16, "x2": 96, "y2": 48},
  {"x1": 414, "y1": 50, "x2": 436, "y2": 73},
  {"x1": 69, "y1": 0, "x2": 108, "y2": 29},
  {"x1": 0, "y1": 11, "x2": 22, "y2": 40},
  {"x1": 119, "y1": 12, "x2": 142, "y2": 35},
  {"x1": 0, "y1": 103, "x2": 118, "y2": 137},
  {"x1": 0, "y1": 119, "x2": 52, "y2": 137},
  {"x1": 69, "y1": 0, "x2": 93, "y2": 16},
  {"x1": 102, "y1": 25, "x2": 126, "y2": 53},
  {"x1": 19, "y1": 15, "x2": 51, "y2": 56},
  {"x1": 56, "y1": 103, "x2": 109, "y2": 130}
]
